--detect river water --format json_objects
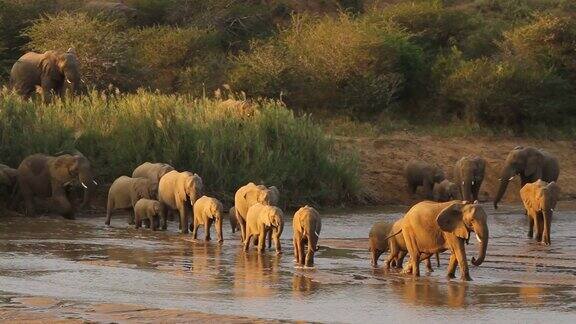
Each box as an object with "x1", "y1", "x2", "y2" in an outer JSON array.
[{"x1": 1, "y1": 202, "x2": 575, "y2": 323}]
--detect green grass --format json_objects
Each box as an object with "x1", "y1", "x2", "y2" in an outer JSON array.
[{"x1": 0, "y1": 89, "x2": 359, "y2": 206}]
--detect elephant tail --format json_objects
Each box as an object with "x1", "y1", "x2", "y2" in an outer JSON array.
[
  {"x1": 383, "y1": 229, "x2": 402, "y2": 241},
  {"x1": 436, "y1": 252, "x2": 440, "y2": 268}
]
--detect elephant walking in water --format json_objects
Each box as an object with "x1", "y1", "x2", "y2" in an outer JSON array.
[
  {"x1": 520, "y1": 180, "x2": 560, "y2": 245},
  {"x1": 453, "y1": 156, "x2": 486, "y2": 202},
  {"x1": 17, "y1": 152, "x2": 97, "y2": 219},
  {"x1": 494, "y1": 146, "x2": 559, "y2": 209},
  {"x1": 10, "y1": 48, "x2": 82, "y2": 103}
]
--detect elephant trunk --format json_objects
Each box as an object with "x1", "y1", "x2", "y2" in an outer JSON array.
[
  {"x1": 494, "y1": 166, "x2": 514, "y2": 209},
  {"x1": 79, "y1": 170, "x2": 96, "y2": 209},
  {"x1": 462, "y1": 178, "x2": 473, "y2": 202},
  {"x1": 471, "y1": 222, "x2": 489, "y2": 266}
]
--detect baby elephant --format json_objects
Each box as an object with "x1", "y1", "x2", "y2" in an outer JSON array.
[
  {"x1": 433, "y1": 180, "x2": 461, "y2": 202},
  {"x1": 520, "y1": 180, "x2": 560, "y2": 245},
  {"x1": 293, "y1": 205, "x2": 322, "y2": 267},
  {"x1": 192, "y1": 196, "x2": 224, "y2": 243},
  {"x1": 134, "y1": 198, "x2": 162, "y2": 231},
  {"x1": 369, "y1": 219, "x2": 438, "y2": 271},
  {"x1": 106, "y1": 176, "x2": 157, "y2": 226},
  {"x1": 404, "y1": 160, "x2": 445, "y2": 199},
  {"x1": 244, "y1": 203, "x2": 284, "y2": 254}
]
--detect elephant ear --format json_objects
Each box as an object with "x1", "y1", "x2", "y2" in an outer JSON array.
[
  {"x1": 544, "y1": 182, "x2": 560, "y2": 210},
  {"x1": 39, "y1": 52, "x2": 61, "y2": 81},
  {"x1": 520, "y1": 183, "x2": 537, "y2": 211},
  {"x1": 436, "y1": 202, "x2": 469, "y2": 240},
  {"x1": 525, "y1": 152, "x2": 543, "y2": 178}
]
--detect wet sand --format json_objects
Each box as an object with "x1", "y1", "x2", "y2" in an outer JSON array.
[{"x1": 1, "y1": 202, "x2": 576, "y2": 323}]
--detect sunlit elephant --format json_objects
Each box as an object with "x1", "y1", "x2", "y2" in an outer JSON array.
[
  {"x1": 132, "y1": 162, "x2": 174, "y2": 193},
  {"x1": 433, "y1": 180, "x2": 461, "y2": 202},
  {"x1": 369, "y1": 219, "x2": 438, "y2": 271},
  {"x1": 229, "y1": 206, "x2": 239, "y2": 233},
  {"x1": 106, "y1": 176, "x2": 157, "y2": 226},
  {"x1": 10, "y1": 48, "x2": 81, "y2": 103},
  {"x1": 17, "y1": 152, "x2": 97, "y2": 219},
  {"x1": 244, "y1": 203, "x2": 284, "y2": 254},
  {"x1": 192, "y1": 196, "x2": 224, "y2": 243},
  {"x1": 404, "y1": 160, "x2": 445, "y2": 199},
  {"x1": 134, "y1": 198, "x2": 162, "y2": 231},
  {"x1": 520, "y1": 180, "x2": 560, "y2": 245},
  {"x1": 453, "y1": 156, "x2": 486, "y2": 202},
  {"x1": 158, "y1": 170, "x2": 203, "y2": 233},
  {"x1": 234, "y1": 182, "x2": 276, "y2": 242},
  {"x1": 293, "y1": 205, "x2": 321, "y2": 267},
  {"x1": 388, "y1": 201, "x2": 489, "y2": 280},
  {"x1": 494, "y1": 146, "x2": 559, "y2": 209}
]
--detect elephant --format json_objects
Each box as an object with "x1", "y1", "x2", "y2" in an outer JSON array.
[
  {"x1": 134, "y1": 198, "x2": 162, "y2": 231},
  {"x1": 388, "y1": 200, "x2": 489, "y2": 280},
  {"x1": 158, "y1": 170, "x2": 203, "y2": 233},
  {"x1": 453, "y1": 156, "x2": 486, "y2": 202},
  {"x1": 433, "y1": 180, "x2": 461, "y2": 202},
  {"x1": 404, "y1": 160, "x2": 445, "y2": 199},
  {"x1": 244, "y1": 203, "x2": 284, "y2": 254},
  {"x1": 234, "y1": 182, "x2": 277, "y2": 242},
  {"x1": 0, "y1": 164, "x2": 19, "y2": 207},
  {"x1": 10, "y1": 48, "x2": 81, "y2": 104},
  {"x1": 192, "y1": 196, "x2": 224, "y2": 243},
  {"x1": 17, "y1": 152, "x2": 97, "y2": 219},
  {"x1": 494, "y1": 146, "x2": 559, "y2": 209},
  {"x1": 229, "y1": 206, "x2": 239, "y2": 233},
  {"x1": 520, "y1": 180, "x2": 560, "y2": 245},
  {"x1": 105, "y1": 176, "x2": 157, "y2": 226},
  {"x1": 132, "y1": 162, "x2": 175, "y2": 193},
  {"x1": 369, "y1": 219, "x2": 438, "y2": 271},
  {"x1": 292, "y1": 205, "x2": 322, "y2": 267}
]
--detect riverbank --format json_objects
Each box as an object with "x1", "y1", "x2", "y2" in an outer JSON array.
[{"x1": 336, "y1": 133, "x2": 576, "y2": 205}]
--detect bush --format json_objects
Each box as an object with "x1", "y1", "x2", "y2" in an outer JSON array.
[
  {"x1": 0, "y1": 90, "x2": 358, "y2": 205},
  {"x1": 25, "y1": 12, "x2": 132, "y2": 89}
]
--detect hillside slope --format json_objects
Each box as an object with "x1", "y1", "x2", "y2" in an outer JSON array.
[{"x1": 338, "y1": 133, "x2": 576, "y2": 205}]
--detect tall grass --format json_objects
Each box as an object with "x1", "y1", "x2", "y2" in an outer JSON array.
[{"x1": 0, "y1": 90, "x2": 359, "y2": 206}]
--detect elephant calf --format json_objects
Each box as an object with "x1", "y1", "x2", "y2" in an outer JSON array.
[
  {"x1": 369, "y1": 220, "x2": 437, "y2": 271},
  {"x1": 520, "y1": 180, "x2": 560, "y2": 245},
  {"x1": 432, "y1": 180, "x2": 461, "y2": 202},
  {"x1": 404, "y1": 160, "x2": 445, "y2": 199},
  {"x1": 192, "y1": 196, "x2": 224, "y2": 243},
  {"x1": 244, "y1": 203, "x2": 284, "y2": 254},
  {"x1": 134, "y1": 198, "x2": 162, "y2": 231},
  {"x1": 293, "y1": 206, "x2": 322, "y2": 267},
  {"x1": 106, "y1": 176, "x2": 157, "y2": 226}
]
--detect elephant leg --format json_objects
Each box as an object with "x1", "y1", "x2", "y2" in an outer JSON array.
[
  {"x1": 105, "y1": 199, "x2": 114, "y2": 226},
  {"x1": 305, "y1": 235, "x2": 317, "y2": 267},
  {"x1": 135, "y1": 213, "x2": 142, "y2": 229},
  {"x1": 396, "y1": 250, "x2": 407, "y2": 269},
  {"x1": 243, "y1": 234, "x2": 252, "y2": 252},
  {"x1": 192, "y1": 222, "x2": 199, "y2": 239},
  {"x1": 542, "y1": 211, "x2": 551, "y2": 245},
  {"x1": 423, "y1": 179, "x2": 433, "y2": 200},
  {"x1": 372, "y1": 249, "x2": 381, "y2": 268},
  {"x1": 128, "y1": 209, "x2": 135, "y2": 225},
  {"x1": 257, "y1": 229, "x2": 267, "y2": 253},
  {"x1": 472, "y1": 184, "x2": 481, "y2": 201},
  {"x1": 178, "y1": 204, "x2": 189, "y2": 234},
  {"x1": 422, "y1": 253, "x2": 433, "y2": 272},
  {"x1": 274, "y1": 229, "x2": 282, "y2": 255},
  {"x1": 293, "y1": 235, "x2": 300, "y2": 265},
  {"x1": 52, "y1": 194, "x2": 73, "y2": 219},
  {"x1": 204, "y1": 221, "x2": 211, "y2": 241},
  {"x1": 237, "y1": 213, "x2": 247, "y2": 243},
  {"x1": 20, "y1": 183, "x2": 36, "y2": 217},
  {"x1": 453, "y1": 239, "x2": 471, "y2": 281},
  {"x1": 446, "y1": 254, "x2": 458, "y2": 279},
  {"x1": 160, "y1": 205, "x2": 168, "y2": 230},
  {"x1": 267, "y1": 230, "x2": 272, "y2": 249},
  {"x1": 151, "y1": 216, "x2": 158, "y2": 231},
  {"x1": 528, "y1": 215, "x2": 534, "y2": 238},
  {"x1": 534, "y1": 212, "x2": 543, "y2": 242},
  {"x1": 404, "y1": 234, "x2": 420, "y2": 277}
]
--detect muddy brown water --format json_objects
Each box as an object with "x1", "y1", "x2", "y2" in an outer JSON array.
[{"x1": 1, "y1": 203, "x2": 575, "y2": 323}]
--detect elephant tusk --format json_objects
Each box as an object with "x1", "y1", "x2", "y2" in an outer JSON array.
[
  {"x1": 472, "y1": 181, "x2": 475, "y2": 185},
  {"x1": 508, "y1": 176, "x2": 515, "y2": 181},
  {"x1": 314, "y1": 231, "x2": 320, "y2": 237},
  {"x1": 476, "y1": 233, "x2": 481, "y2": 243},
  {"x1": 81, "y1": 182, "x2": 88, "y2": 189},
  {"x1": 66, "y1": 78, "x2": 72, "y2": 84},
  {"x1": 551, "y1": 208, "x2": 554, "y2": 212},
  {"x1": 93, "y1": 180, "x2": 98, "y2": 185},
  {"x1": 462, "y1": 181, "x2": 465, "y2": 186}
]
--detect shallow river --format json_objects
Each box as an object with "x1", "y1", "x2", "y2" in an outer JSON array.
[{"x1": 1, "y1": 202, "x2": 575, "y2": 323}]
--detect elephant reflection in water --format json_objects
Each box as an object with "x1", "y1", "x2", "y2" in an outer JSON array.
[
  {"x1": 392, "y1": 280, "x2": 467, "y2": 308},
  {"x1": 292, "y1": 274, "x2": 320, "y2": 297},
  {"x1": 233, "y1": 251, "x2": 280, "y2": 298},
  {"x1": 519, "y1": 286, "x2": 545, "y2": 305},
  {"x1": 189, "y1": 242, "x2": 222, "y2": 289}
]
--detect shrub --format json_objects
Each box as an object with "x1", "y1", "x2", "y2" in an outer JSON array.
[
  {"x1": 25, "y1": 12, "x2": 132, "y2": 89},
  {"x1": 0, "y1": 90, "x2": 358, "y2": 205}
]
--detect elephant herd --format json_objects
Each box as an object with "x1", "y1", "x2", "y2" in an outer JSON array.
[
  {"x1": 0, "y1": 145, "x2": 562, "y2": 278},
  {"x1": 371, "y1": 145, "x2": 561, "y2": 280}
]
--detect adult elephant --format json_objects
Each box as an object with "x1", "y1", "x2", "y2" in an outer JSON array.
[
  {"x1": 493, "y1": 146, "x2": 559, "y2": 209},
  {"x1": 404, "y1": 160, "x2": 445, "y2": 199},
  {"x1": 132, "y1": 162, "x2": 174, "y2": 191},
  {"x1": 389, "y1": 201, "x2": 489, "y2": 281},
  {"x1": 234, "y1": 182, "x2": 276, "y2": 242},
  {"x1": 158, "y1": 170, "x2": 203, "y2": 233},
  {"x1": 10, "y1": 48, "x2": 81, "y2": 103},
  {"x1": 17, "y1": 152, "x2": 97, "y2": 219},
  {"x1": 453, "y1": 156, "x2": 486, "y2": 202}
]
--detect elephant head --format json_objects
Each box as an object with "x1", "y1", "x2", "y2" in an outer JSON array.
[
  {"x1": 151, "y1": 200, "x2": 162, "y2": 230},
  {"x1": 432, "y1": 168, "x2": 445, "y2": 184},
  {"x1": 51, "y1": 152, "x2": 97, "y2": 209},
  {"x1": 268, "y1": 186, "x2": 280, "y2": 205},
  {"x1": 209, "y1": 200, "x2": 224, "y2": 243},
  {"x1": 0, "y1": 165, "x2": 18, "y2": 187},
  {"x1": 494, "y1": 147, "x2": 543, "y2": 209},
  {"x1": 262, "y1": 205, "x2": 284, "y2": 253},
  {"x1": 185, "y1": 173, "x2": 203, "y2": 206},
  {"x1": 244, "y1": 184, "x2": 273, "y2": 206},
  {"x1": 436, "y1": 202, "x2": 489, "y2": 266},
  {"x1": 42, "y1": 48, "x2": 82, "y2": 96}
]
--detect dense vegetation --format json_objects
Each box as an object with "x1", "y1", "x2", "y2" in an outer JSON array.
[
  {"x1": 2, "y1": 0, "x2": 575, "y2": 136},
  {"x1": 0, "y1": 90, "x2": 358, "y2": 205}
]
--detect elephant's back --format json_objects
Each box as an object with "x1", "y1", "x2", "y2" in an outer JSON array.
[
  {"x1": 18, "y1": 154, "x2": 49, "y2": 176},
  {"x1": 109, "y1": 176, "x2": 133, "y2": 192},
  {"x1": 11, "y1": 53, "x2": 42, "y2": 79},
  {"x1": 134, "y1": 198, "x2": 155, "y2": 211}
]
